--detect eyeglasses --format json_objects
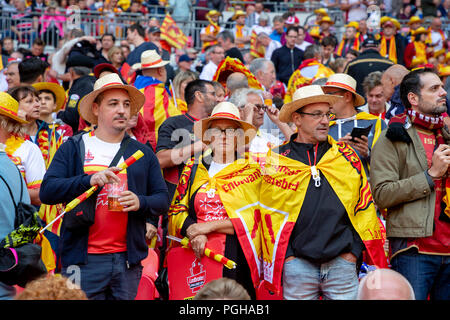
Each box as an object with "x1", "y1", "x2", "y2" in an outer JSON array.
[
  {"x1": 296, "y1": 111, "x2": 332, "y2": 120},
  {"x1": 203, "y1": 91, "x2": 217, "y2": 97},
  {"x1": 255, "y1": 104, "x2": 267, "y2": 112},
  {"x1": 208, "y1": 127, "x2": 239, "y2": 137},
  {"x1": 325, "y1": 89, "x2": 346, "y2": 97},
  {"x1": 238, "y1": 104, "x2": 268, "y2": 112}
]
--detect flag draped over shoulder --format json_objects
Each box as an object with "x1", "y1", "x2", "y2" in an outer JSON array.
[
  {"x1": 213, "y1": 56, "x2": 264, "y2": 92},
  {"x1": 135, "y1": 77, "x2": 181, "y2": 150},
  {"x1": 250, "y1": 30, "x2": 265, "y2": 58},
  {"x1": 160, "y1": 13, "x2": 188, "y2": 49},
  {"x1": 284, "y1": 59, "x2": 334, "y2": 103},
  {"x1": 259, "y1": 136, "x2": 388, "y2": 294},
  {"x1": 168, "y1": 155, "x2": 263, "y2": 288}
]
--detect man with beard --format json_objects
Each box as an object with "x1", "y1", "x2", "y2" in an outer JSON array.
[
  {"x1": 156, "y1": 79, "x2": 219, "y2": 201},
  {"x1": 370, "y1": 68, "x2": 450, "y2": 300}
]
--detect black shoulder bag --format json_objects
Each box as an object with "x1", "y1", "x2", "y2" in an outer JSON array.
[
  {"x1": 64, "y1": 136, "x2": 131, "y2": 230},
  {"x1": 0, "y1": 166, "x2": 47, "y2": 287}
]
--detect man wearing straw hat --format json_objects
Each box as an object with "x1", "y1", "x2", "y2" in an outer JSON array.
[
  {"x1": 323, "y1": 73, "x2": 387, "y2": 173},
  {"x1": 259, "y1": 85, "x2": 387, "y2": 299},
  {"x1": 40, "y1": 73, "x2": 169, "y2": 300},
  {"x1": 132, "y1": 50, "x2": 181, "y2": 151}
]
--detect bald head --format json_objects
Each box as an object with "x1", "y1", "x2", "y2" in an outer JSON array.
[
  {"x1": 226, "y1": 72, "x2": 249, "y2": 95},
  {"x1": 381, "y1": 64, "x2": 409, "y2": 101},
  {"x1": 357, "y1": 268, "x2": 415, "y2": 300}
]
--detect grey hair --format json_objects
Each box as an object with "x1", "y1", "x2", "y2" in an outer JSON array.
[
  {"x1": 273, "y1": 15, "x2": 284, "y2": 24},
  {"x1": 249, "y1": 58, "x2": 273, "y2": 76},
  {"x1": 362, "y1": 71, "x2": 383, "y2": 95},
  {"x1": 304, "y1": 44, "x2": 322, "y2": 60},
  {"x1": 226, "y1": 73, "x2": 249, "y2": 93},
  {"x1": 229, "y1": 88, "x2": 263, "y2": 108}
]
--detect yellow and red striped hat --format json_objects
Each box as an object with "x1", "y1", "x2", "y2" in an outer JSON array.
[
  {"x1": 213, "y1": 56, "x2": 264, "y2": 91},
  {"x1": 193, "y1": 101, "x2": 256, "y2": 144},
  {"x1": 0, "y1": 91, "x2": 28, "y2": 124},
  {"x1": 78, "y1": 73, "x2": 145, "y2": 125}
]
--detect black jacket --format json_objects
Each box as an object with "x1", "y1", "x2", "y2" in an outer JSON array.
[
  {"x1": 271, "y1": 45, "x2": 304, "y2": 85},
  {"x1": 40, "y1": 133, "x2": 169, "y2": 267},
  {"x1": 57, "y1": 75, "x2": 96, "y2": 134},
  {"x1": 344, "y1": 49, "x2": 394, "y2": 97}
]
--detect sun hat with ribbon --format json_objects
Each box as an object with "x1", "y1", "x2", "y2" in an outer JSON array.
[
  {"x1": 0, "y1": 91, "x2": 28, "y2": 124},
  {"x1": 32, "y1": 82, "x2": 67, "y2": 112},
  {"x1": 322, "y1": 73, "x2": 366, "y2": 107},
  {"x1": 279, "y1": 85, "x2": 340, "y2": 123},
  {"x1": 408, "y1": 16, "x2": 423, "y2": 25},
  {"x1": 193, "y1": 102, "x2": 256, "y2": 144},
  {"x1": 78, "y1": 73, "x2": 145, "y2": 125},
  {"x1": 319, "y1": 16, "x2": 334, "y2": 25},
  {"x1": 232, "y1": 10, "x2": 246, "y2": 20},
  {"x1": 131, "y1": 50, "x2": 169, "y2": 70}
]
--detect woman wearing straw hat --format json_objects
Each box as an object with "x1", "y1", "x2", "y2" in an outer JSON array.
[
  {"x1": 167, "y1": 102, "x2": 262, "y2": 299},
  {"x1": 0, "y1": 91, "x2": 46, "y2": 207}
]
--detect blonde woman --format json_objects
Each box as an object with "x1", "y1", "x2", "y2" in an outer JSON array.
[
  {"x1": 107, "y1": 46, "x2": 125, "y2": 70},
  {"x1": 172, "y1": 70, "x2": 198, "y2": 113}
]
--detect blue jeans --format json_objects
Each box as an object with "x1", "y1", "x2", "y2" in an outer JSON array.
[
  {"x1": 62, "y1": 252, "x2": 142, "y2": 300},
  {"x1": 282, "y1": 255, "x2": 359, "y2": 300},
  {"x1": 391, "y1": 249, "x2": 450, "y2": 300}
]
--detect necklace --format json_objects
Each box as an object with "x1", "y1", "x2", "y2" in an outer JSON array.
[{"x1": 307, "y1": 143, "x2": 321, "y2": 188}]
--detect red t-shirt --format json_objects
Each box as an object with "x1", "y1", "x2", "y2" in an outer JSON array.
[
  {"x1": 83, "y1": 132, "x2": 128, "y2": 254},
  {"x1": 409, "y1": 128, "x2": 450, "y2": 254}
]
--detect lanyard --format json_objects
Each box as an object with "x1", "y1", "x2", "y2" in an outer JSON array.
[{"x1": 307, "y1": 144, "x2": 321, "y2": 187}]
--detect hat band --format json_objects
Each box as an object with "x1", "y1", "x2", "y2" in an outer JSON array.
[
  {"x1": 325, "y1": 82, "x2": 356, "y2": 94},
  {"x1": 0, "y1": 105, "x2": 18, "y2": 117},
  {"x1": 211, "y1": 112, "x2": 241, "y2": 121},
  {"x1": 141, "y1": 58, "x2": 163, "y2": 68},
  {"x1": 99, "y1": 82, "x2": 124, "y2": 89}
]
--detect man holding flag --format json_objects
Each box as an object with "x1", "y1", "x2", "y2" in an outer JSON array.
[
  {"x1": 259, "y1": 85, "x2": 388, "y2": 299},
  {"x1": 40, "y1": 73, "x2": 169, "y2": 300}
]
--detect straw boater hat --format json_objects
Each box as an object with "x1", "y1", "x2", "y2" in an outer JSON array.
[
  {"x1": 345, "y1": 21, "x2": 359, "y2": 29},
  {"x1": 319, "y1": 16, "x2": 334, "y2": 25},
  {"x1": 193, "y1": 102, "x2": 256, "y2": 144},
  {"x1": 78, "y1": 73, "x2": 145, "y2": 125},
  {"x1": 32, "y1": 82, "x2": 67, "y2": 112},
  {"x1": 232, "y1": 10, "x2": 246, "y2": 21},
  {"x1": 413, "y1": 27, "x2": 430, "y2": 36},
  {"x1": 322, "y1": 73, "x2": 366, "y2": 107},
  {"x1": 0, "y1": 91, "x2": 28, "y2": 124},
  {"x1": 440, "y1": 66, "x2": 450, "y2": 77},
  {"x1": 314, "y1": 8, "x2": 328, "y2": 16},
  {"x1": 279, "y1": 85, "x2": 340, "y2": 123},
  {"x1": 408, "y1": 16, "x2": 423, "y2": 25},
  {"x1": 206, "y1": 10, "x2": 222, "y2": 18},
  {"x1": 131, "y1": 50, "x2": 169, "y2": 70}
]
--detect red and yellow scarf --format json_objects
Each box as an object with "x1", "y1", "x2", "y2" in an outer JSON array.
[{"x1": 380, "y1": 36, "x2": 397, "y2": 63}]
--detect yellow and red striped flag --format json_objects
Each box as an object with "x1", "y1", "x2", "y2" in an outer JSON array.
[
  {"x1": 160, "y1": 13, "x2": 188, "y2": 49},
  {"x1": 250, "y1": 30, "x2": 265, "y2": 58}
]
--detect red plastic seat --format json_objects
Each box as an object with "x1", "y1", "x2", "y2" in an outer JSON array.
[{"x1": 135, "y1": 248, "x2": 160, "y2": 300}]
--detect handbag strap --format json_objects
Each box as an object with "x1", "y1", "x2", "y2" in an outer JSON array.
[
  {"x1": 109, "y1": 135, "x2": 131, "y2": 168},
  {"x1": 0, "y1": 165, "x2": 23, "y2": 212}
]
